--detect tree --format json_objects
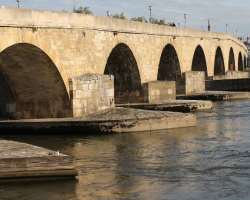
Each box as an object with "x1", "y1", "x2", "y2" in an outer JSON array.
[
  {"x1": 150, "y1": 18, "x2": 166, "y2": 25},
  {"x1": 73, "y1": 6, "x2": 93, "y2": 15},
  {"x1": 150, "y1": 18, "x2": 176, "y2": 27},
  {"x1": 130, "y1": 17, "x2": 148, "y2": 23},
  {"x1": 112, "y1": 12, "x2": 126, "y2": 20}
]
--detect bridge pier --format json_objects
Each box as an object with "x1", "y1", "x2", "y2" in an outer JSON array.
[
  {"x1": 206, "y1": 71, "x2": 250, "y2": 91},
  {"x1": 176, "y1": 71, "x2": 206, "y2": 95},
  {"x1": 177, "y1": 70, "x2": 250, "y2": 101},
  {"x1": 142, "y1": 81, "x2": 176, "y2": 104},
  {"x1": 69, "y1": 74, "x2": 115, "y2": 118}
]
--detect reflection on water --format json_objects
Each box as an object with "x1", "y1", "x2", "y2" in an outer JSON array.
[{"x1": 1, "y1": 101, "x2": 250, "y2": 199}]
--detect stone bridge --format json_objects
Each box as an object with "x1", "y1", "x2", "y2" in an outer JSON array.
[{"x1": 0, "y1": 7, "x2": 247, "y2": 119}]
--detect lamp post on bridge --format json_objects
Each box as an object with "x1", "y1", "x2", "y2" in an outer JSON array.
[
  {"x1": 148, "y1": 5, "x2": 152, "y2": 23},
  {"x1": 73, "y1": 0, "x2": 76, "y2": 11},
  {"x1": 16, "y1": 0, "x2": 20, "y2": 8},
  {"x1": 226, "y1": 24, "x2": 229, "y2": 33},
  {"x1": 207, "y1": 19, "x2": 211, "y2": 31},
  {"x1": 184, "y1": 13, "x2": 188, "y2": 27}
]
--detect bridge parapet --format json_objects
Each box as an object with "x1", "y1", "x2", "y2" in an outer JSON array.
[{"x1": 0, "y1": 6, "x2": 246, "y2": 51}]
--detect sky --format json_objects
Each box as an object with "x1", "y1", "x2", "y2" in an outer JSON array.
[{"x1": 0, "y1": 0, "x2": 249, "y2": 37}]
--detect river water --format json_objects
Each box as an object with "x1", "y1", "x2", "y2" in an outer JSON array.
[{"x1": 1, "y1": 101, "x2": 250, "y2": 200}]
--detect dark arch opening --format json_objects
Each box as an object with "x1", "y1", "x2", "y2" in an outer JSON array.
[
  {"x1": 191, "y1": 45, "x2": 208, "y2": 77},
  {"x1": 214, "y1": 47, "x2": 225, "y2": 75},
  {"x1": 104, "y1": 43, "x2": 142, "y2": 104},
  {"x1": 244, "y1": 56, "x2": 247, "y2": 69},
  {"x1": 228, "y1": 48, "x2": 235, "y2": 71},
  {"x1": 238, "y1": 52, "x2": 243, "y2": 71},
  {"x1": 0, "y1": 43, "x2": 71, "y2": 119},
  {"x1": 157, "y1": 44, "x2": 181, "y2": 81}
]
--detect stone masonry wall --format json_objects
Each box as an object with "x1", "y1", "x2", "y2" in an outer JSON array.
[
  {"x1": 143, "y1": 81, "x2": 176, "y2": 103},
  {"x1": 184, "y1": 71, "x2": 206, "y2": 95},
  {"x1": 213, "y1": 71, "x2": 250, "y2": 80},
  {"x1": 206, "y1": 78, "x2": 250, "y2": 91},
  {"x1": 0, "y1": 7, "x2": 247, "y2": 91},
  {"x1": 69, "y1": 74, "x2": 114, "y2": 118}
]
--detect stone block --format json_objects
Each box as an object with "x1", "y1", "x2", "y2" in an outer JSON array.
[
  {"x1": 184, "y1": 71, "x2": 205, "y2": 95},
  {"x1": 6, "y1": 103, "x2": 16, "y2": 113},
  {"x1": 70, "y1": 74, "x2": 115, "y2": 118},
  {"x1": 143, "y1": 81, "x2": 176, "y2": 103}
]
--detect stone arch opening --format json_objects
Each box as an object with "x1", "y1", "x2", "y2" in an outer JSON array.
[
  {"x1": 214, "y1": 47, "x2": 225, "y2": 75},
  {"x1": 157, "y1": 44, "x2": 181, "y2": 81},
  {"x1": 228, "y1": 48, "x2": 235, "y2": 71},
  {"x1": 0, "y1": 43, "x2": 71, "y2": 119},
  {"x1": 244, "y1": 56, "x2": 247, "y2": 69},
  {"x1": 104, "y1": 43, "x2": 142, "y2": 104},
  {"x1": 191, "y1": 45, "x2": 208, "y2": 77},
  {"x1": 238, "y1": 52, "x2": 243, "y2": 71}
]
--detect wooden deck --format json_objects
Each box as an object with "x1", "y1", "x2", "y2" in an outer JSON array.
[{"x1": 0, "y1": 140, "x2": 77, "y2": 180}]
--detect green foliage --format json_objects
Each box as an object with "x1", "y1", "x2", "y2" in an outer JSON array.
[
  {"x1": 150, "y1": 18, "x2": 166, "y2": 25},
  {"x1": 73, "y1": 6, "x2": 93, "y2": 15},
  {"x1": 112, "y1": 12, "x2": 126, "y2": 20},
  {"x1": 130, "y1": 17, "x2": 148, "y2": 23},
  {"x1": 150, "y1": 18, "x2": 176, "y2": 27}
]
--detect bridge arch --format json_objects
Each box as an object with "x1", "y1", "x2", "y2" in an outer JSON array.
[
  {"x1": 214, "y1": 47, "x2": 225, "y2": 75},
  {"x1": 104, "y1": 43, "x2": 142, "y2": 104},
  {"x1": 244, "y1": 56, "x2": 247, "y2": 69},
  {"x1": 238, "y1": 52, "x2": 243, "y2": 71},
  {"x1": 228, "y1": 48, "x2": 235, "y2": 71},
  {"x1": 191, "y1": 45, "x2": 208, "y2": 77},
  {"x1": 157, "y1": 44, "x2": 181, "y2": 81},
  {"x1": 0, "y1": 43, "x2": 71, "y2": 119}
]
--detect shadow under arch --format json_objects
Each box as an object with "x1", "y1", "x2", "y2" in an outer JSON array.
[
  {"x1": 157, "y1": 44, "x2": 181, "y2": 82},
  {"x1": 238, "y1": 52, "x2": 243, "y2": 71},
  {"x1": 228, "y1": 47, "x2": 235, "y2": 71},
  {"x1": 191, "y1": 45, "x2": 208, "y2": 77},
  {"x1": 214, "y1": 47, "x2": 225, "y2": 76},
  {"x1": 244, "y1": 56, "x2": 247, "y2": 69},
  {"x1": 0, "y1": 43, "x2": 71, "y2": 119},
  {"x1": 104, "y1": 43, "x2": 142, "y2": 104}
]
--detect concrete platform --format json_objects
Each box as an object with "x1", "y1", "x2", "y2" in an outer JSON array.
[
  {"x1": 0, "y1": 108, "x2": 197, "y2": 133},
  {"x1": 177, "y1": 91, "x2": 250, "y2": 101},
  {"x1": 118, "y1": 100, "x2": 213, "y2": 113},
  {"x1": 0, "y1": 140, "x2": 77, "y2": 181}
]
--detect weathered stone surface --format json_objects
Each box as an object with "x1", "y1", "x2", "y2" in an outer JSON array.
[
  {"x1": 0, "y1": 140, "x2": 77, "y2": 179},
  {"x1": 0, "y1": 7, "x2": 247, "y2": 86},
  {"x1": 213, "y1": 71, "x2": 250, "y2": 80},
  {"x1": 177, "y1": 71, "x2": 206, "y2": 95},
  {"x1": 0, "y1": 7, "x2": 247, "y2": 119},
  {"x1": 143, "y1": 81, "x2": 176, "y2": 103},
  {"x1": 85, "y1": 108, "x2": 197, "y2": 133},
  {"x1": 185, "y1": 71, "x2": 206, "y2": 95},
  {"x1": 69, "y1": 74, "x2": 114, "y2": 117},
  {"x1": 119, "y1": 100, "x2": 213, "y2": 112},
  {"x1": 0, "y1": 108, "x2": 197, "y2": 133}
]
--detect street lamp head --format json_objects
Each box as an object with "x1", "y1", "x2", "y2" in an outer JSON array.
[{"x1": 16, "y1": 0, "x2": 20, "y2": 8}]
